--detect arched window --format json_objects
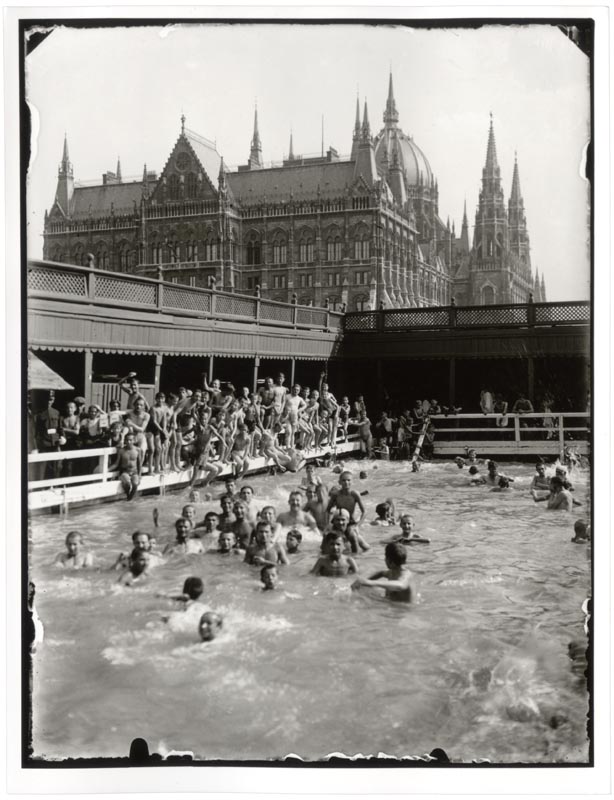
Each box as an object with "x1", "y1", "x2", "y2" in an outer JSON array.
[
  {"x1": 327, "y1": 236, "x2": 342, "y2": 261},
  {"x1": 185, "y1": 173, "x2": 198, "y2": 198},
  {"x1": 118, "y1": 243, "x2": 133, "y2": 272},
  {"x1": 203, "y1": 236, "x2": 218, "y2": 262},
  {"x1": 96, "y1": 245, "x2": 109, "y2": 270},
  {"x1": 152, "y1": 242, "x2": 162, "y2": 264},
  {"x1": 167, "y1": 240, "x2": 180, "y2": 264},
  {"x1": 327, "y1": 296, "x2": 341, "y2": 311},
  {"x1": 482, "y1": 285, "x2": 495, "y2": 305},
  {"x1": 298, "y1": 232, "x2": 314, "y2": 263},
  {"x1": 272, "y1": 234, "x2": 287, "y2": 265},
  {"x1": 354, "y1": 295, "x2": 369, "y2": 311},
  {"x1": 354, "y1": 233, "x2": 370, "y2": 260},
  {"x1": 73, "y1": 244, "x2": 85, "y2": 266},
  {"x1": 168, "y1": 174, "x2": 181, "y2": 201},
  {"x1": 246, "y1": 233, "x2": 262, "y2": 265},
  {"x1": 186, "y1": 241, "x2": 199, "y2": 262}
]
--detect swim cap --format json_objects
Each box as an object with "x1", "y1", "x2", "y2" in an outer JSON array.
[{"x1": 333, "y1": 509, "x2": 351, "y2": 521}]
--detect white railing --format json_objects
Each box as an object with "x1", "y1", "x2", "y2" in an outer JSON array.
[{"x1": 28, "y1": 446, "x2": 119, "y2": 489}]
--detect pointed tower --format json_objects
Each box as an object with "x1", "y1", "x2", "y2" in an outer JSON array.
[
  {"x1": 388, "y1": 135, "x2": 407, "y2": 206},
  {"x1": 472, "y1": 115, "x2": 509, "y2": 268},
  {"x1": 288, "y1": 130, "x2": 295, "y2": 161},
  {"x1": 350, "y1": 94, "x2": 361, "y2": 160},
  {"x1": 248, "y1": 105, "x2": 263, "y2": 170},
  {"x1": 459, "y1": 199, "x2": 470, "y2": 253},
  {"x1": 383, "y1": 71, "x2": 399, "y2": 128},
  {"x1": 353, "y1": 100, "x2": 378, "y2": 185},
  {"x1": 508, "y1": 152, "x2": 531, "y2": 269},
  {"x1": 116, "y1": 156, "x2": 122, "y2": 183},
  {"x1": 141, "y1": 163, "x2": 149, "y2": 199},
  {"x1": 54, "y1": 133, "x2": 74, "y2": 216},
  {"x1": 540, "y1": 273, "x2": 546, "y2": 302},
  {"x1": 534, "y1": 268, "x2": 541, "y2": 302}
]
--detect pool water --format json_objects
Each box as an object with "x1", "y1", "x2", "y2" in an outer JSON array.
[{"x1": 29, "y1": 459, "x2": 591, "y2": 762}]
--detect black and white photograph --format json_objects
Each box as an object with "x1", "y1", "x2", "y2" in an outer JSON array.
[{"x1": 7, "y1": 6, "x2": 611, "y2": 790}]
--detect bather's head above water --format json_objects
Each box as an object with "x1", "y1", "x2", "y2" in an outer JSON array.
[{"x1": 198, "y1": 611, "x2": 223, "y2": 642}]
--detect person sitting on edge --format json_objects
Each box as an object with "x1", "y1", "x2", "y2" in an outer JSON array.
[
  {"x1": 277, "y1": 490, "x2": 318, "y2": 531},
  {"x1": 285, "y1": 528, "x2": 302, "y2": 554},
  {"x1": 260, "y1": 564, "x2": 279, "y2": 591},
  {"x1": 54, "y1": 531, "x2": 94, "y2": 569},
  {"x1": 530, "y1": 462, "x2": 551, "y2": 491},
  {"x1": 371, "y1": 500, "x2": 395, "y2": 526},
  {"x1": 112, "y1": 530, "x2": 162, "y2": 571},
  {"x1": 571, "y1": 519, "x2": 590, "y2": 543},
  {"x1": 327, "y1": 471, "x2": 366, "y2": 527},
  {"x1": 230, "y1": 500, "x2": 255, "y2": 550},
  {"x1": 384, "y1": 514, "x2": 430, "y2": 545},
  {"x1": 531, "y1": 476, "x2": 573, "y2": 511},
  {"x1": 118, "y1": 549, "x2": 151, "y2": 586},
  {"x1": 109, "y1": 431, "x2": 142, "y2": 500},
  {"x1": 310, "y1": 532, "x2": 358, "y2": 577},
  {"x1": 218, "y1": 494, "x2": 237, "y2": 533},
  {"x1": 351, "y1": 542, "x2": 414, "y2": 603},
  {"x1": 217, "y1": 530, "x2": 240, "y2": 554},
  {"x1": 244, "y1": 521, "x2": 289, "y2": 567},
  {"x1": 468, "y1": 465, "x2": 486, "y2": 485},
  {"x1": 156, "y1": 576, "x2": 204, "y2": 605},
  {"x1": 198, "y1": 611, "x2": 223, "y2": 642},
  {"x1": 164, "y1": 518, "x2": 205, "y2": 555}
]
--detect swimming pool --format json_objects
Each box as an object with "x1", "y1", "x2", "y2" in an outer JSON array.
[{"x1": 29, "y1": 459, "x2": 591, "y2": 762}]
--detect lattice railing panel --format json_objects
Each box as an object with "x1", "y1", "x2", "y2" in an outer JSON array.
[
  {"x1": 384, "y1": 309, "x2": 450, "y2": 328},
  {"x1": 260, "y1": 302, "x2": 294, "y2": 323},
  {"x1": 162, "y1": 286, "x2": 211, "y2": 313},
  {"x1": 28, "y1": 268, "x2": 87, "y2": 297},
  {"x1": 534, "y1": 304, "x2": 590, "y2": 324},
  {"x1": 343, "y1": 314, "x2": 377, "y2": 331},
  {"x1": 296, "y1": 307, "x2": 327, "y2": 327},
  {"x1": 95, "y1": 275, "x2": 156, "y2": 305},
  {"x1": 456, "y1": 305, "x2": 528, "y2": 326},
  {"x1": 215, "y1": 294, "x2": 257, "y2": 318}
]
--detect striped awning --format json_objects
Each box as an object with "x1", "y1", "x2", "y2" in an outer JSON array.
[{"x1": 28, "y1": 351, "x2": 74, "y2": 390}]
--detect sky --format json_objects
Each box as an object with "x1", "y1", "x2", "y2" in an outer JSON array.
[{"x1": 25, "y1": 22, "x2": 591, "y2": 301}]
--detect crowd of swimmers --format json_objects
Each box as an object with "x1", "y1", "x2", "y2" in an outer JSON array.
[{"x1": 53, "y1": 442, "x2": 590, "y2": 645}]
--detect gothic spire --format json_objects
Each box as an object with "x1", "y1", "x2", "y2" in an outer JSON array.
[
  {"x1": 361, "y1": 99, "x2": 371, "y2": 142},
  {"x1": 288, "y1": 129, "x2": 294, "y2": 160},
  {"x1": 354, "y1": 94, "x2": 361, "y2": 136},
  {"x1": 248, "y1": 104, "x2": 263, "y2": 169},
  {"x1": 484, "y1": 112, "x2": 500, "y2": 176},
  {"x1": 510, "y1": 151, "x2": 522, "y2": 205},
  {"x1": 541, "y1": 273, "x2": 546, "y2": 301},
  {"x1": 116, "y1": 156, "x2": 122, "y2": 182},
  {"x1": 383, "y1": 71, "x2": 399, "y2": 127},
  {"x1": 61, "y1": 133, "x2": 70, "y2": 169},
  {"x1": 462, "y1": 198, "x2": 468, "y2": 226}
]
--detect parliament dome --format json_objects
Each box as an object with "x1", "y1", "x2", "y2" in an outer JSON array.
[{"x1": 374, "y1": 128, "x2": 433, "y2": 187}]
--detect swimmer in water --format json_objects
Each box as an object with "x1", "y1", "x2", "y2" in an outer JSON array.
[
  {"x1": 310, "y1": 532, "x2": 358, "y2": 577},
  {"x1": 230, "y1": 500, "x2": 255, "y2": 550},
  {"x1": 157, "y1": 576, "x2": 204, "y2": 604},
  {"x1": 384, "y1": 514, "x2": 430, "y2": 545},
  {"x1": 531, "y1": 476, "x2": 573, "y2": 511},
  {"x1": 276, "y1": 490, "x2": 318, "y2": 531},
  {"x1": 490, "y1": 476, "x2": 512, "y2": 492},
  {"x1": 530, "y1": 462, "x2": 551, "y2": 491},
  {"x1": 327, "y1": 509, "x2": 370, "y2": 554},
  {"x1": 351, "y1": 542, "x2": 413, "y2": 602},
  {"x1": 260, "y1": 564, "x2": 278, "y2": 590},
  {"x1": 197, "y1": 511, "x2": 221, "y2": 538},
  {"x1": 181, "y1": 504, "x2": 198, "y2": 527},
  {"x1": 285, "y1": 528, "x2": 302, "y2": 554},
  {"x1": 326, "y1": 471, "x2": 366, "y2": 527},
  {"x1": 164, "y1": 518, "x2": 205, "y2": 555},
  {"x1": 54, "y1": 531, "x2": 94, "y2": 568},
  {"x1": 244, "y1": 521, "x2": 289, "y2": 566},
  {"x1": 118, "y1": 549, "x2": 151, "y2": 585},
  {"x1": 239, "y1": 485, "x2": 259, "y2": 527},
  {"x1": 571, "y1": 519, "x2": 590, "y2": 543},
  {"x1": 468, "y1": 465, "x2": 486, "y2": 485},
  {"x1": 218, "y1": 494, "x2": 237, "y2": 533},
  {"x1": 112, "y1": 530, "x2": 162, "y2": 570},
  {"x1": 217, "y1": 530, "x2": 240, "y2": 554},
  {"x1": 198, "y1": 611, "x2": 223, "y2": 642},
  {"x1": 258, "y1": 506, "x2": 282, "y2": 543}
]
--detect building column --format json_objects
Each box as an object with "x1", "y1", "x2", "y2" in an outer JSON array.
[
  {"x1": 154, "y1": 354, "x2": 163, "y2": 394},
  {"x1": 448, "y1": 357, "x2": 456, "y2": 408},
  {"x1": 289, "y1": 357, "x2": 296, "y2": 387},
  {"x1": 527, "y1": 356, "x2": 534, "y2": 404},
  {"x1": 252, "y1": 356, "x2": 260, "y2": 394},
  {"x1": 208, "y1": 355, "x2": 214, "y2": 383},
  {"x1": 84, "y1": 349, "x2": 93, "y2": 406}
]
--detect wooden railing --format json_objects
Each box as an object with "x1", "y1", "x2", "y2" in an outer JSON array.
[
  {"x1": 343, "y1": 300, "x2": 590, "y2": 332},
  {"x1": 27, "y1": 260, "x2": 343, "y2": 333}
]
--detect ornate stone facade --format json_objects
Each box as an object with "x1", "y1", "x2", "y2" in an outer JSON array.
[{"x1": 43, "y1": 77, "x2": 545, "y2": 309}]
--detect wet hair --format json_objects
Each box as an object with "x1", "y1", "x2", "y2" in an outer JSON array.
[
  {"x1": 240, "y1": 484, "x2": 254, "y2": 494},
  {"x1": 487, "y1": 460, "x2": 498, "y2": 470},
  {"x1": 131, "y1": 530, "x2": 151, "y2": 542},
  {"x1": 468, "y1": 466, "x2": 479, "y2": 475},
  {"x1": 182, "y1": 504, "x2": 196, "y2": 515},
  {"x1": 260, "y1": 505, "x2": 276, "y2": 517},
  {"x1": 573, "y1": 520, "x2": 589, "y2": 539},
  {"x1": 375, "y1": 501, "x2": 391, "y2": 519},
  {"x1": 286, "y1": 529, "x2": 302, "y2": 543},
  {"x1": 198, "y1": 611, "x2": 223, "y2": 641},
  {"x1": 175, "y1": 517, "x2": 193, "y2": 531},
  {"x1": 385, "y1": 542, "x2": 408, "y2": 566},
  {"x1": 65, "y1": 531, "x2": 83, "y2": 544},
  {"x1": 340, "y1": 471, "x2": 352, "y2": 480},
  {"x1": 260, "y1": 564, "x2": 276, "y2": 580},
  {"x1": 256, "y1": 520, "x2": 272, "y2": 532},
  {"x1": 550, "y1": 476, "x2": 564, "y2": 490},
  {"x1": 498, "y1": 477, "x2": 510, "y2": 488},
  {"x1": 322, "y1": 531, "x2": 344, "y2": 552},
  {"x1": 204, "y1": 511, "x2": 219, "y2": 522},
  {"x1": 182, "y1": 577, "x2": 204, "y2": 600}
]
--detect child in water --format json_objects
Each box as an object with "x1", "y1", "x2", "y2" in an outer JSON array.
[
  {"x1": 371, "y1": 500, "x2": 395, "y2": 526},
  {"x1": 352, "y1": 542, "x2": 414, "y2": 602},
  {"x1": 384, "y1": 514, "x2": 430, "y2": 545},
  {"x1": 285, "y1": 529, "x2": 302, "y2": 554},
  {"x1": 198, "y1": 611, "x2": 223, "y2": 642},
  {"x1": 157, "y1": 576, "x2": 204, "y2": 604},
  {"x1": 54, "y1": 531, "x2": 94, "y2": 568},
  {"x1": 571, "y1": 519, "x2": 590, "y2": 543},
  {"x1": 244, "y1": 521, "x2": 289, "y2": 567},
  {"x1": 260, "y1": 564, "x2": 278, "y2": 590},
  {"x1": 310, "y1": 532, "x2": 358, "y2": 577},
  {"x1": 118, "y1": 549, "x2": 151, "y2": 586}
]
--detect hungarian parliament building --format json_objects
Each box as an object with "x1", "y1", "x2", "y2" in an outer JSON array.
[{"x1": 43, "y1": 75, "x2": 546, "y2": 310}]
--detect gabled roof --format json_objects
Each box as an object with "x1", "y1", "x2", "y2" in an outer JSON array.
[
  {"x1": 71, "y1": 180, "x2": 156, "y2": 218},
  {"x1": 226, "y1": 160, "x2": 355, "y2": 203},
  {"x1": 183, "y1": 130, "x2": 223, "y2": 189}
]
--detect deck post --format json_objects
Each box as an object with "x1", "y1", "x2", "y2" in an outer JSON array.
[
  {"x1": 252, "y1": 356, "x2": 260, "y2": 394},
  {"x1": 289, "y1": 357, "x2": 296, "y2": 387},
  {"x1": 514, "y1": 414, "x2": 521, "y2": 445},
  {"x1": 154, "y1": 354, "x2": 163, "y2": 394},
  {"x1": 101, "y1": 450, "x2": 109, "y2": 482},
  {"x1": 558, "y1": 414, "x2": 566, "y2": 459},
  {"x1": 84, "y1": 349, "x2": 93, "y2": 406},
  {"x1": 208, "y1": 355, "x2": 214, "y2": 383}
]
